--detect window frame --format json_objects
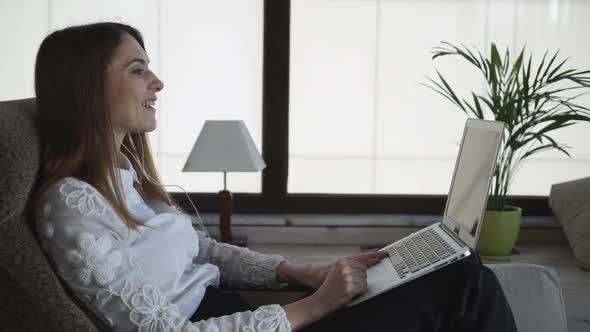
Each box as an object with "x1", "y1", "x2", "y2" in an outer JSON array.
[{"x1": 171, "y1": 0, "x2": 552, "y2": 216}]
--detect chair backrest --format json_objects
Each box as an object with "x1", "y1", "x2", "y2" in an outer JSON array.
[{"x1": 0, "y1": 98, "x2": 99, "y2": 331}]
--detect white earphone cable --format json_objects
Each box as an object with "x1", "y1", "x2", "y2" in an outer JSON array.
[{"x1": 121, "y1": 140, "x2": 210, "y2": 238}]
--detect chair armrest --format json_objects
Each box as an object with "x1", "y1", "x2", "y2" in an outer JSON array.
[{"x1": 487, "y1": 263, "x2": 568, "y2": 332}]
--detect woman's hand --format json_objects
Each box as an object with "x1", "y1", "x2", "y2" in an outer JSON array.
[
  {"x1": 276, "y1": 249, "x2": 388, "y2": 290},
  {"x1": 282, "y1": 259, "x2": 367, "y2": 331},
  {"x1": 309, "y1": 258, "x2": 368, "y2": 316},
  {"x1": 281, "y1": 250, "x2": 388, "y2": 330}
]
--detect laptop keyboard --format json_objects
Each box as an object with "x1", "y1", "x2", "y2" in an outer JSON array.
[{"x1": 385, "y1": 228, "x2": 457, "y2": 279}]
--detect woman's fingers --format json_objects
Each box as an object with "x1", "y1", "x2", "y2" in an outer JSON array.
[
  {"x1": 350, "y1": 250, "x2": 388, "y2": 266},
  {"x1": 366, "y1": 257, "x2": 382, "y2": 267},
  {"x1": 350, "y1": 251, "x2": 383, "y2": 261},
  {"x1": 341, "y1": 261, "x2": 368, "y2": 296},
  {"x1": 314, "y1": 258, "x2": 371, "y2": 309},
  {"x1": 337, "y1": 260, "x2": 367, "y2": 284},
  {"x1": 342, "y1": 260, "x2": 366, "y2": 274}
]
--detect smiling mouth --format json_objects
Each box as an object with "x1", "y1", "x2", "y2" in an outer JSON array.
[{"x1": 141, "y1": 100, "x2": 156, "y2": 108}]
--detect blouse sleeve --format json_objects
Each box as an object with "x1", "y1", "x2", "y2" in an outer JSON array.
[
  {"x1": 147, "y1": 198, "x2": 289, "y2": 289},
  {"x1": 36, "y1": 178, "x2": 291, "y2": 332},
  {"x1": 193, "y1": 231, "x2": 288, "y2": 289}
]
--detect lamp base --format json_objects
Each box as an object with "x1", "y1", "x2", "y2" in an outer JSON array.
[{"x1": 219, "y1": 190, "x2": 233, "y2": 243}]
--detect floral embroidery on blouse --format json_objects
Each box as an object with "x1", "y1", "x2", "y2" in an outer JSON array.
[
  {"x1": 41, "y1": 172, "x2": 293, "y2": 331},
  {"x1": 239, "y1": 252, "x2": 285, "y2": 288},
  {"x1": 59, "y1": 177, "x2": 108, "y2": 216},
  {"x1": 129, "y1": 284, "x2": 184, "y2": 331},
  {"x1": 242, "y1": 305, "x2": 291, "y2": 332},
  {"x1": 96, "y1": 275, "x2": 191, "y2": 331},
  {"x1": 66, "y1": 232, "x2": 123, "y2": 286},
  {"x1": 181, "y1": 321, "x2": 200, "y2": 332}
]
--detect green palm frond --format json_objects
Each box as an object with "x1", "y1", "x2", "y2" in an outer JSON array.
[{"x1": 425, "y1": 42, "x2": 590, "y2": 210}]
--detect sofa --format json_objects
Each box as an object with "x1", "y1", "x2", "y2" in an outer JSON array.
[{"x1": 0, "y1": 98, "x2": 569, "y2": 331}]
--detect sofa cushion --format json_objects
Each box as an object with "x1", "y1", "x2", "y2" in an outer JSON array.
[
  {"x1": 488, "y1": 263, "x2": 567, "y2": 332},
  {"x1": 549, "y1": 177, "x2": 590, "y2": 270},
  {"x1": 0, "y1": 99, "x2": 39, "y2": 223},
  {"x1": 0, "y1": 99, "x2": 97, "y2": 331}
]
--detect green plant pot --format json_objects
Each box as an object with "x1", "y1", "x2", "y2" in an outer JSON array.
[{"x1": 476, "y1": 206, "x2": 522, "y2": 261}]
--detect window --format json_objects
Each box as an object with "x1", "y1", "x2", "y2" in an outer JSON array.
[
  {"x1": 156, "y1": 1, "x2": 264, "y2": 193},
  {"x1": 3, "y1": 0, "x2": 584, "y2": 215},
  {"x1": 0, "y1": 0, "x2": 264, "y2": 193},
  {"x1": 289, "y1": 0, "x2": 590, "y2": 196}
]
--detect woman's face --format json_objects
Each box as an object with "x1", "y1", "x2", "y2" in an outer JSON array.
[{"x1": 107, "y1": 33, "x2": 164, "y2": 140}]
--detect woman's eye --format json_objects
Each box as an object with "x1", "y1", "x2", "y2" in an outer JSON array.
[{"x1": 132, "y1": 68, "x2": 144, "y2": 74}]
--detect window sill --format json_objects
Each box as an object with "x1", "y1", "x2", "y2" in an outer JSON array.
[
  {"x1": 191, "y1": 214, "x2": 565, "y2": 246},
  {"x1": 192, "y1": 213, "x2": 560, "y2": 228}
]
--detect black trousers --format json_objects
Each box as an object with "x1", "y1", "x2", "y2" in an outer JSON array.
[{"x1": 191, "y1": 255, "x2": 517, "y2": 331}]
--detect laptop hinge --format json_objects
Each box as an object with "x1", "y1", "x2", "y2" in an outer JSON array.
[{"x1": 440, "y1": 224, "x2": 467, "y2": 247}]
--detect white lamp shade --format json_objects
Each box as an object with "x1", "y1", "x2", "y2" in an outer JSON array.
[{"x1": 182, "y1": 120, "x2": 266, "y2": 172}]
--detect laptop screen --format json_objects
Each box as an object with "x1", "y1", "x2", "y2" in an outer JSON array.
[{"x1": 445, "y1": 124, "x2": 502, "y2": 236}]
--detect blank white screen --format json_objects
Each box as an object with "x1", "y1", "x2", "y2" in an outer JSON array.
[{"x1": 446, "y1": 127, "x2": 501, "y2": 235}]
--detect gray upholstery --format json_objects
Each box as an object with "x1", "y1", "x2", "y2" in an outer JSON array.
[
  {"x1": 488, "y1": 263, "x2": 568, "y2": 332},
  {"x1": 0, "y1": 99, "x2": 98, "y2": 331},
  {"x1": 549, "y1": 177, "x2": 590, "y2": 271}
]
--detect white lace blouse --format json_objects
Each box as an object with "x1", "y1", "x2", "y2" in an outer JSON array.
[{"x1": 34, "y1": 157, "x2": 292, "y2": 332}]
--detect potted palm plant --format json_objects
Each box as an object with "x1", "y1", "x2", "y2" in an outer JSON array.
[{"x1": 426, "y1": 42, "x2": 590, "y2": 260}]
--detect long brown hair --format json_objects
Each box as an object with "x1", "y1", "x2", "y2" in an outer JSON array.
[{"x1": 34, "y1": 22, "x2": 173, "y2": 229}]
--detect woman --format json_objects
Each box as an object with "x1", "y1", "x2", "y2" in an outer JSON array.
[{"x1": 34, "y1": 22, "x2": 516, "y2": 331}]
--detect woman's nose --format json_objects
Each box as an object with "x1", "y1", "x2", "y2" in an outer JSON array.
[{"x1": 151, "y1": 74, "x2": 164, "y2": 92}]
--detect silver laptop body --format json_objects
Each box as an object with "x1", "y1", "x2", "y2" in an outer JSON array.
[{"x1": 349, "y1": 118, "x2": 505, "y2": 306}]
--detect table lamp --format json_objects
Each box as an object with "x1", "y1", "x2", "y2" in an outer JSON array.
[{"x1": 182, "y1": 120, "x2": 266, "y2": 243}]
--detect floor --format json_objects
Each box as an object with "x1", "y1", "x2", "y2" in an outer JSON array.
[{"x1": 249, "y1": 243, "x2": 590, "y2": 332}]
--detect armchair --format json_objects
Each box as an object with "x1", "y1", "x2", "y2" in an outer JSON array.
[{"x1": 0, "y1": 98, "x2": 102, "y2": 330}]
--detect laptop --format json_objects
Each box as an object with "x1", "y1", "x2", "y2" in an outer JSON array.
[{"x1": 348, "y1": 118, "x2": 505, "y2": 306}]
